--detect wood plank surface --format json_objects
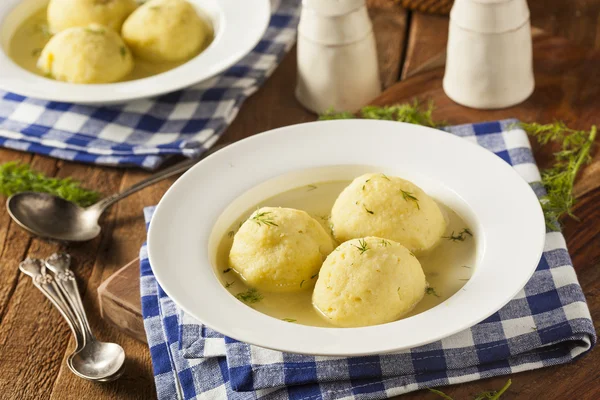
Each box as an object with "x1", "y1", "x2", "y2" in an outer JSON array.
[{"x1": 0, "y1": 2, "x2": 599, "y2": 399}]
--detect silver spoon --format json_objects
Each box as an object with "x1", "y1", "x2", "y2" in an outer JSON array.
[
  {"x1": 45, "y1": 253, "x2": 125, "y2": 381},
  {"x1": 7, "y1": 144, "x2": 226, "y2": 242},
  {"x1": 19, "y1": 257, "x2": 124, "y2": 382}
]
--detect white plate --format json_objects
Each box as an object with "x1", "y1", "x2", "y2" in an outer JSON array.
[
  {"x1": 0, "y1": 0, "x2": 270, "y2": 104},
  {"x1": 148, "y1": 120, "x2": 545, "y2": 356}
]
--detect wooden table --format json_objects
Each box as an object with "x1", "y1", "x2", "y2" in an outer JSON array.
[{"x1": 1, "y1": 2, "x2": 599, "y2": 399}]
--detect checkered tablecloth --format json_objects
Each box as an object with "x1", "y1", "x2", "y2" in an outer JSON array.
[
  {"x1": 0, "y1": 0, "x2": 300, "y2": 169},
  {"x1": 140, "y1": 120, "x2": 596, "y2": 399}
]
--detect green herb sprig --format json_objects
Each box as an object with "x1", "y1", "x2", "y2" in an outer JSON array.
[
  {"x1": 426, "y1": 287, "x2": 440, "y2": 297},
  {"x1": 443, "y1": 228, "x2": 473, "y2": 242},
  {"x1": 0, "y1": 162, "x2": 99, "y2": 207},
  {"x1": 520, "y1": 122, "x2": 597, "y2": 230},
  {"x1": 352, "y1": 239, "x2": 370, "y2": 255},
  {"x1": 400, "y1": 189, "x2": 420, "y2": 210},
  {"x1": 235, "y1": 288, "x2": 262, "y2": 304},
  {"x1": 251, "y1": 211, "x2": 278, "y2": 227},
  {"x1": 320, "y1": 100, "x2": 440, "y2": 128},
  {"x1": 428, "y1": 379, "x2": 511, "y2": 400}
]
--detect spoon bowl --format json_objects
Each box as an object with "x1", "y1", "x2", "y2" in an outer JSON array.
[
  {"x1": 7, "y1": 192, "x2": 102, "y2": 242},
  {"x1": 68, "y1": 341, "x2": 126, "y2": 381}
]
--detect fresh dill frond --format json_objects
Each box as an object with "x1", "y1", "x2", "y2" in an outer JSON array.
[
  {"x1": 426, "y1": 287, "x2": 440, "y2": 297},
  {"x1": 251, "y1": 211, "x2": 278, "y2": 227},
  {"x1": 380, "y1": 173, "x2": 391, "y2": 181},
  {"x1": 363, "y1": 205, "x2": 374, "y2": 214},
  {"x1": 520, "y1": 122, "x2": 596, "y2": 230},
  {"x1": 461, "y1": 265, "x2": 471, "y2": 269},
  {"x1": 225, "y1": 281, "x2": 234, "y2": 288},
  {"x1": 318, "y1": 108, "x2": 356, "y2": 120},
  {"x1": 120, "y1": 46, "x2": 127, "y2": 58},
  {"x1": 380, "y1": 239, "x2": 390, "y2": 247},
  {"x1": 310, "y1": 273, "x2": 319, "y2": 279},
  {"x1": 0, "y1": 162, "x2": 100, "y2": 207},
  {"x1": 223, "y1": 268, "x2": 231, "y2": 273},
  {"x1": 400, "y1": 189, "x2": 420, "y2": 210},
  {"x1": 282, "y1": 318, "x2": 296, "y2": 323},
  {"x1": 235, "y1": 288, "x2": 263, "y2": 304},
  {"x1": 300, "y1": 280, "x2": 305, "y2": 287},
  {"x1": 307, "y1": 184, "x2": 318, "y2": 191},
  {"x1": 443, "y1": 228, "x2": 473, "y2": 242},
  {"x1": 352, "y1": 239, "x2": 370, "y2": 255},
  {"x1": 427, "y1": 388, "x2": 454, "y2": 400},
  {"x1": 428, "y1": 379, "x2": 511, "y2": 400},
  {"x1": 473, "y1": 379, "x2": 512, "y2": 400},
  {"x1": 227, "y1": 231, "x2": 235, "y2": 238}
]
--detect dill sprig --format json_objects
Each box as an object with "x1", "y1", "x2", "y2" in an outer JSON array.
[
  {"x1": 0, "y1": 162, "x2": 99, "y2": 207},
  {"x1": 225, "y1": 281, "x2": 234, "y2": 288},
  {"x1": 251, "y1": 211, "x2": 278, "y2": 227},
  {"x1": 235, "y1": 288, "x2": 263, "y2": 304},
  {"x1": 319, "y1": 100, "x2": 441, "y2": 127},
  {"x1": 520, "y1": 122, "x2": 597, "y2": 230},
  {"x1": 363, "y1": 205, "x2": 374, "y2": 214},
  {"x1": 352, "y1": 239, "x2": 370, "y2": 255},
  {"x1": 282, "y1": 318, "x2": 296, "y2": 323},
  {"x1": 400, "y1": 189, "x2": 420, "y2": 210},
  {"x1": 425, "y1": 287, "x2": 440, "y2": 297},
  {"x1": 227, "y1": 230, "x2": 235, "y2": 238},
  {"x1": 223, "y1": 268, "x2": 231, "y2": 273},
  {"x1": 379, "y1": 239, "x2": 390, "y2": 247},
  {"x1": 428, "y1": 379, "x2": 511, "y2": 400},
  {"x1": 443, "y1": 228, "x2": 473, "y2": 242}
]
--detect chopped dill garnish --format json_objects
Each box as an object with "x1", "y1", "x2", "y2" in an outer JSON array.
[
  {"x1": 400, "y1": 189, "x2": 420, "y2": 210},
  {"x1": 409, "y1": 251, "x2": 416, "y2": 257},
  {"x1": 363, "y1": 205, "x2": 374, "y2": 214},
  {"x1": 443, "y1": 228, "x2": 473, "y2": 242},
  {"x1": 31, "y1": 48, "x2": 42, "y2": 57},
  {"x1": 282, "y1": 318, "x2": 296, "y2": 323},
  {"x1": 225, "y1": 281, "x2": 234, "y2": 288},
  {"x1": 235, "y1": 288, "x2": 262, "y2": 304},
  {"x1": 0, "y1": 162, "x2": 99, "y2": 207},
  {"x1": 362, "y1": 185, "x2": 366, "y2": 190},
  {"x1": 300, "y1": 280, "x2": 305, "y2": 287},
  {"x1": 223, "y1": 268, "x2": 231, "y2": 273},
  {"x1": 380, "y1": 173, "x2": 390, "y2": 181},
  {"x1": 352, "y1": 239, "x2": 370, "y2": 255},
  {"x1": 428, "y1": 379, "x2": 512, "y2": 400},
  {"x1": 307, "y1": 184, "x2": 318, "y2": 191},
  {"x1": 319, "y1": 100, "x2": 440, "y2": 128},
  {"x1": 310, "y1": 273, "x2": 319, "y2": 279},
  {"x1": 120, "y1": 46, "x2": 127, "y2": 58},
  {"x1": 251, "y1": 211, "x2": 278, "y2": 227},
  {"x1": 520, "y1": 122, "x2": 597, "y2": 230},
  {"x1": 227, "y1": 231, "x2": 235, "y2": 238},
  {"x1": 380, "y1": 239, "x2": 390, "y2": 247},
  {"x1": 426, "y1": 287, "x2": 440, "y2": 297},
  {"x1": 461, "y1": 265, "x2": 470, "y2": 269},
  {"x1": 319, "y1": 214, "x2": 330, "y2": 221}
]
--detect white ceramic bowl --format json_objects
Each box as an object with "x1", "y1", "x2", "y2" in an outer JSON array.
[
  {"x1": 148, "y1": 120, "x2": 545, "y2": 356},
  {"x1": 0, "y1": 0, "x2": 270, "y2": 104}
]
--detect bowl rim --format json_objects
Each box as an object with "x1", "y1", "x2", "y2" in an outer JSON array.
[
  {"x1": 0, "y1": 0, "x2": 271, "y2": 104},
  {"x1": 148, "y1": 120, "x2": 546, "y2": 356}
]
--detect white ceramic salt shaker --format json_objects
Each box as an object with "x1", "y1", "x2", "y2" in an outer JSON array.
[
  {"x1": 295, "y1": 0, "x2": 381, "y2": 114},
  {"x1": 443, "y1": 0, "x2": 534, "y2": 109}
]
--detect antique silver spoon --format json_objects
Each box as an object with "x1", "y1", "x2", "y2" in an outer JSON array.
[
  {"x1": 44, "y1": 253, "x2": 125, "y2": 381},
  {"x1": 7, "y1": 144, "x2": 226, "y2": 242},
  {"x1": 19, "y1": 257, "x2": 124, "y2": 382}
]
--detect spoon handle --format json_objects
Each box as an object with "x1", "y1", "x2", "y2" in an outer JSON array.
[
  {"x1": 44, "y1": 253, "x2": 96, "y2": 343},
  {"x1": 19, "y1": 259, "x2": 84, "y2": 351},
  {"x1": 91, "y1": 143, "x2": 229, "y2": 212}
]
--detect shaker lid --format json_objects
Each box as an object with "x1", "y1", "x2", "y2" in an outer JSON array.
[
  {"x1": 303, "y1": 0, "x2": 365, "y2": 16},
  {"x1": 450, "y1": 0, "x2": 530, "y2": 33}
]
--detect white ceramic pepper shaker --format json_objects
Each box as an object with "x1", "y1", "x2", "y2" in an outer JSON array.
[
  {"x1": 443, "y1": 0, "x2": 534, "y2": 109},
  {"x1": 295, "y1": 0, "x2": 381, "y2": 114}
]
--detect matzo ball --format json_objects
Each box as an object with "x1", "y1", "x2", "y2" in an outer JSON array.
[
  {"x1": 122, "y1": 0, "x2": 208, "y2": 62},
  {"x1": 37, "y1": 24, "x2": 133, "y2": 84},
  {"x1": 229, "y1": 207, "x2": 334, "y2": 293},
  {"x1": 48, "y1": 0, "x2": 137, "y2": 34},
  {"x1": 313, "y1": 237, "x2": 426, "y2": 327},
  {"x1": 330, "y1": 173, "x2": 447, "y2": 253}
]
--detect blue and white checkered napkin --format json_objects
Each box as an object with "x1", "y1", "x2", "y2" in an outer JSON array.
[
  {"x1": 0, "y1": 0, "x2": 300, "y2": 169},
  {"x1": 140, "y1": 120, "x2": 596, "y2": 399}
]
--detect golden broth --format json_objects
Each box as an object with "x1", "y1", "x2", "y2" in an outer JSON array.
[
  {"x1": 8, "y1": 7, "x2": 214, "y2": 82},
  {"x1": 215, "y1": 181, "x2": 477, "y2": 328}
]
